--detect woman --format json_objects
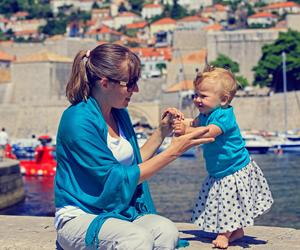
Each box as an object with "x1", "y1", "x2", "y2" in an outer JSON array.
[{"x1": 54, "y1": 43, "x2": 213, "y2": 250}]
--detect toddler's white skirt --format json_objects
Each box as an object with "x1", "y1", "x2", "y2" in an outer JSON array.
[{"x1": 191, "y1": 160, "x2": 273, "y2": 233}]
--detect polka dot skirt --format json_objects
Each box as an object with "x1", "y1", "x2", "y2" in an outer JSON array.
[{"x1": 191, "y1": 160, "x2": 273, "y2": 233}]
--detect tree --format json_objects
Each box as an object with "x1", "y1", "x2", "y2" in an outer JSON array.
[
  {"x1": 0, "y1": 0, "x2": 52, "y2": 18},
  {"x1": 128, "y1": 0, "x2": 143, "y2": 12},
  {"x1": 170, "y1": 0, "x2": 188, "y2": 20},
  {"x1": 236, "y1": 75, "x2": 248, "y2": 88},
  {"x1": 253, "y1": 29, "x2": 300, "y2": 92},
  {"x1": 210, "y1": 54, "x2": 249, "y2": 87},
  {"x1": 40, "y1": 18, "x2": 67, "y2": 36},
  {"x1": 92, "y1": 1, "x2": 100, "y2": 9},
  {"x1": 210, "y1": 54, "x2": 239, "y2": 73},
  {"x1": 156, "y1": 63, "x2": 167, "y2": 74},
  {"x1": 118, "y1": 2, "x2": 127, "y2": 13}
]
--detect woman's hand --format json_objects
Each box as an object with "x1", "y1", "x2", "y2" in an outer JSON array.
[
  {"x1": 160, "y1": 108, "x2": 184, "y2": 137},
  {"x1": 167, "y1": 127, "x2": 214, "y2": 157}
]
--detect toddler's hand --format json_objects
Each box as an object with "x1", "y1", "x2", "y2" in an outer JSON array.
[{"x1": 172, "y1": 119, "x2": 186, "y2": 136}]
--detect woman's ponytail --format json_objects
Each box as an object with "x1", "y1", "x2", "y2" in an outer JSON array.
[{"x1": 66, "y1": 50, "x2": 91, "y2": 104}]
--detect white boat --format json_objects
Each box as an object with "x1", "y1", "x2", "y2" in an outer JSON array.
[
  {"x1": 268, "y1": 133, "x2": 300, "y2": 153},
  {"x1": 242, "y1": 133, "x2": 272, "y2": 154}
]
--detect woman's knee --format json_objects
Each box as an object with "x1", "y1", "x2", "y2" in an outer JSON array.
[
  {"x1": 156, "y1": 217, "x2": 179, "y2": 243},
  {"x1": 121, "y1": 228, "x2": 154, "y2": 250}
]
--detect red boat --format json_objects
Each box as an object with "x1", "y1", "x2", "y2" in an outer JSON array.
[{"x1": 6, "y1": 135, "x2": 56, "y2": 176}]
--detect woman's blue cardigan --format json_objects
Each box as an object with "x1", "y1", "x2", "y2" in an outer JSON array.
[{"x1": 54, "y1": 97, "x2": 156, "y2": 247}]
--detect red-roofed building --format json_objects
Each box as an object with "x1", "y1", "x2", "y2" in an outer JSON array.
[
  {"x1": 162, "y1": 0, "x2": 213, "y2": 11},
  {"x1": 0, "y1": 50, "x2": 14, "y2": 83},
  {"x1": 11, "y1": 11, "x2": 29, "y2": 21},
  {"x1": 177, "y1": 15, "x2": 212, "y2": 30},
  {"x1": 202, "y1": 23, "x2": 223, "y2": 31},
  {"x1": 131, "y1": 47, "x2": 172, "y2": 78},
  {"x1": 14, "y1": 30, "x2": 40, "y2": 40},
  {"x1": 0, "y1": 17, "x2": 9, "y2": 32},
  {"x1": 0, "y1": 51, "x2": 14, "y2": 65},
  {"x1": 150, "y1": 17, "x2": 177, "y2": 38},
  {"x1": 114, "y1": 12, "x2": 142, "y2": 29},
  {"x1": 142, "y1": 4, "x2": 163, "y2": 19},
  {"x1": 261, "y1": 1, "x2": 300, "y2": 15},
  {"x1": 248, "y1": 12, "x2": 278, "y2": 27},
  {"x1": 202, "y1": 4, "x2": 229, "y2": 22},
  {"x1": 7, "y1": 19, "x2": 46, "y2": 35},
  {"x1": 86, "y1": 25, "x2": 123, "y2": 42},
  {"x1": 126, "y1": 21, "x2": 150, "y2": 41},
  {"x1": 91, "y1": 8, "x2": 110, "y2": 20}
]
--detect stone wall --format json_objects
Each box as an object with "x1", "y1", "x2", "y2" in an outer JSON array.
[
  {"x1": 161, "y1": 90, "x2": 300, "y2": 132},
  {"x1": 0, "y1": 101, "x2": 161, "y2": 138},
  {"x1": 0, "y1": 38, "x2": 98, "y2": 59},
  {"x1": 287, "y1": 14, "x2": 300, "y2": 32},
  {"x1": 0, "y1": 160, "x2": 25, "y2": 210},
  {"x1": 0, "y1": 91, "x2": 299, "y2": 138},
  {"x1": 173, "y1": 30, "x2": 207, "y2": 53},
  {"x1": 233, "y1": 91, "x2": 300, "y2": 131},
  {"x1": 207, "y1": 29, "x2": 285, "y2": 83}
]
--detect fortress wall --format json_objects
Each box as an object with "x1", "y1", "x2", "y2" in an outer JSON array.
[
  {"x1": 207, "y1": 29, "x2": 284, "y2": 83},
  {"x1": 11, "y1": 63, "x2": 51, "y2": 104},
  {"x1": 287, "y1": 14, "x2": 300, "y2": 32},
  {"x1": 0, "y1": 103, "x2": 67, "y2": 138},
  {"x1": 131, "y1": 78, "x2": 164, "y2": 103},
  {"x1": 0, "y1": 38, "x2": 97, "y2": 59},
  {"x1": 162, "y1": 91, "x2": 300, "y2": 132},
  {"x1": 45, "y1": 38, "x2": 97, "y2": 59},
  {"x1": 173, "y1": 30, "x2": 207, "y2": 53},
  {"x1": 233, "y1": 91, "x2": 300, "y2": 131},
  {"x1": 0, "y1": 92, "x2": 299, "y2": 138},
  {"x1": 10, "y1": 62, "x2": 72, "y2": 105}
]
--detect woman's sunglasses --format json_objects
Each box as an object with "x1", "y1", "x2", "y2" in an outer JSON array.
[{"x1": 108, "y1": 77, "x2": 138, "y2": 91}]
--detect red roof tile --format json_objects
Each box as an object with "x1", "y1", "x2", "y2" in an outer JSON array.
[
  {"x1": 178, "y1": 15, "x2": 210, "y2": 23},
  {"x1": 249, "y1": 12, "x2": 278, "y2": 19},
  {"x1": 202, "y1": 23, "x2": 223, "y2": 31},
  {"x1": 131, "y1": 47, "x2": 172, "y2": 61},
  {"x1": 264, "y1": 1, "x2": 300, "y2": 9},
  {"x1": 0, "y1": 51, "x2": 14, "y2": 61},
  {"x1": 126, "y1": 21, "x2": 148, "y2": 29},
  {"x1": 143, "y1": 4, "x2": 162, "y2": 9},
  {"x1": 152, "y1": 17, "x2": 176, "y2": 26}
]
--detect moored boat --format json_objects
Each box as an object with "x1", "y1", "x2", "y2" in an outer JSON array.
[
  {"x1": 242, "y1": 133, "x2": 272, "y2": 154},
  {"x1": 268, "y1": 133, "x2": 300, "y2": 153},
  {"x1": 6, "y1": 135, "x2": 56, "y2": 176}
]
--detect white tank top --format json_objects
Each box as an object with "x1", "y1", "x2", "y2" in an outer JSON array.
[
  {"x1": 54, "y1": 123, "x2": 135, "y2": 229},
  {"x1": 106, "y1": 123, "x2": 135, "y2": 166}
]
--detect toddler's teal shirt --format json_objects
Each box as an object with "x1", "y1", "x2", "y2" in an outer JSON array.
[{"x1": 199, "y1": 106, "x2": 250, "y2": 178}]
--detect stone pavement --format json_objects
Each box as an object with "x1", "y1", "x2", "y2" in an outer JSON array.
[{"x1": 0, "y1": 215, "x2": 299, "y2": 249}]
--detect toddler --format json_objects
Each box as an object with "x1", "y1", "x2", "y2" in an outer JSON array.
[{"x1": 173, "y1": 66, "x2": 273, "y2": 249}]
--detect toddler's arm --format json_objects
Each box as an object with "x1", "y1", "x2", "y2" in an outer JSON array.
[{"x1": 173, "y1": 118, "x2": 222, "y2": 139}]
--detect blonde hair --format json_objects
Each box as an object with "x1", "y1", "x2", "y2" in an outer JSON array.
[
  {"x1": 194, "y1": 65, "x2": 238, "y2": 104},
  {"x1": 66, "y1": 43, "x2": 141, "y2": 104}
]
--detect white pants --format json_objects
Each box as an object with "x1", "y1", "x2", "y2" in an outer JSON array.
[{"x1": 56, "y1": 214, "x2": 179, "y2": 250}]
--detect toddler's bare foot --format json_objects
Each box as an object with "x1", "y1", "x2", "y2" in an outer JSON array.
[
  {"x1": 229, "y1": 228, "x2": 244, "y2": 243},
  {"x1": 212, "y1": 232, "x2": 232, "y2": 249}
]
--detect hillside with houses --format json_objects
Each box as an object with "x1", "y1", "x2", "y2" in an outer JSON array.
[{"x1": 0, "y1": 0, "x2": 300, "y2": 137}]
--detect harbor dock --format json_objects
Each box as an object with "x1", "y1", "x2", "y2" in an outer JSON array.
[{"x1": 0, "y1": 215, "x2": 299, "y2": 249}]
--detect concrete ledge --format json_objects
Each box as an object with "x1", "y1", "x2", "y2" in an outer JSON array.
[
  {"x1": 0, "y1": 216, "x2": 299, "y2": 249},
  {"x1": 0, "y1": 159, "x2": 25, "y2": 210}
]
